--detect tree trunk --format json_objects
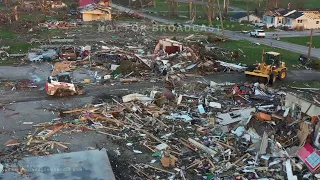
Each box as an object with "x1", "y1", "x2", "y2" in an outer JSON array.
[
  {"x1": 189, "y1": 1, "x2": 192, "y2": 19},
  {"x1": 12, "y1": 6, "x2": 18, "y2": 21},
  {"x1": 224, "y1": 0, "x2": 229, "y2": 15},
  {"x1": 246, "y1": 0, "x2": 249, "y2": 22},
  {"x1": 207, "y1": 0, "x2": 212, "y2": 25},
  {"x1": 212, "y1": 0, "x2": 216, "y2": 19}
]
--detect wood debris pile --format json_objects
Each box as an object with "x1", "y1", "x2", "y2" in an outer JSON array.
[{"x1": 1, "y1": 81, "x2": 319, "y2": 179}]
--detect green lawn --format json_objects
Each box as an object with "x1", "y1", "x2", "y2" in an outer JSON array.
[
  {"x1": 3, "y1": 42, "x2": 38, "y2": 54},
  {"x1": 145, "y1": 0, "x2": 206, "y2": 13},
  {"x1": 229, "y1": 0, "x2": 320, "y2": 11},
  {"x1": 289, "y1": 80, "x2": 320, "y2": 88},
  {"x1": 281, "y1": 36, "x2": 320, "y2": 48},
  {"x1": 194, "y1": 19, "x2": 255, "y2": 31},
  {"x1": 0, "y1": 27, "x2": 16, "y2": 39},
  {"x1": 215, "y1": 40, "x2": 303, "y2": 68},
  {"x1": 229, "y1": 0, "x2": 263, "y2": 11},
  {"x1": 20, "y1": 13, "x2": 69, "y2": 22},
  {"x1": 156, "y1": 15, "x2": 258, "y2": 31}
]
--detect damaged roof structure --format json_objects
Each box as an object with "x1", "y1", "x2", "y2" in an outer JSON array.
[{"x1": 79, "y1": 1, "x2": 112, "y2": 21}]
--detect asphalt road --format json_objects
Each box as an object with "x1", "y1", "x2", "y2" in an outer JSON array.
[
  {"x1": 112, "y1": 4, "x2": 320, "y2": 58},
  {"x1": 1, "y1": 63, "x2": 320, "y2": 103}
]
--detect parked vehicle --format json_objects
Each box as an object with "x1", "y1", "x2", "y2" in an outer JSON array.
[{"x1": 250, "y1": 29, "x2": 265, "y2": 38}]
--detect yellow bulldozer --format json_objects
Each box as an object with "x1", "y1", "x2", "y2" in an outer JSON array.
[{"x1": 245, "y1": 51, "x2": 287, "y2": 85}]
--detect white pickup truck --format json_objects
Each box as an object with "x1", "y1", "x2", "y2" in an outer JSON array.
[{"x1": 250, "y1": 29, "x2": 265, "y2": 38}]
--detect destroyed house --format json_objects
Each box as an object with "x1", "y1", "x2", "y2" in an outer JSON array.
[
  {"x1": 79, "y1": 2, "x2": 111, "y2": 22},
  {"x1": 263, "y1": 8, "x2": 297, "y2": 27},
  {"x1": 154, "y1": 38, "x2": 183, "y2": 54},
  {"x1": 230, "y1": 12, "x2": 261, "y2": 23}
]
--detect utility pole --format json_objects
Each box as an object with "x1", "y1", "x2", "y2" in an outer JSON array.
[
  {"x1": 308, "y1": 29, "x2": 313, "y2": 58},
  {"x1": 217, "y1": 0, "x2": 224, "y2": 38}
]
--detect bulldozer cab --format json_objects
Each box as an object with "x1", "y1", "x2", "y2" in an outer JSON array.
[{"x1": 264, "y1": 52, "x2": 281, "y2": 67}]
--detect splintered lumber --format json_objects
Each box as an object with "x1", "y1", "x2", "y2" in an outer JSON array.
[
  {"x1": 44, "y1": 123, "x2": 65, "y2": 140},
  {"x1": 188, "y1": 138, "x2": 217, "y2": 156},
  {"x1": 54, "y1": 141, "x2": 69, "y2": 149},
  {"x1": 187, "y1": 160, "x2": 203, "y2": 169},
  {"x1": 211, "y1": 138, "x2": 235, "y2": 150},
  {"x1": 143, "y1": 164, "x2": 175, "y2": 174},
  {"x1": 27, "y1": 128, "x2": 39, "y2": 146},
  {"x1": 207, "y1": 158, "x2": 216, "y2": 171},
  {"x1": 139, "y1": 129, "x2": 166, "y2": 144},
  {"x1": 130, "y1": 165, "x2": 153, "y2": 179},
  {"x1": 142, "y1": 142, "x2": 156, "y2": 152},
  {"x1": 63, "y1": 108, "x2": 100, "y2": 114},
  {"x1": 233, "y1": 153, "x2": 251, "y2": 165},
  {"x1": 179, "y1": 138, "x2": 196, "y2": 151}
]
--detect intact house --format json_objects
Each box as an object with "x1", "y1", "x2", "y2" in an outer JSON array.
[
  {"x1": 79, "y1": 1, "x2": 111, "y2": 22},
  {"x1": 285, "y1": 11, "x2": 320, "y2": 29},
  {"x1": 263, "y1": 8, "x2": 320, "y2": 29},
  {"x1": 230, "y1": 12, "x2": 261, "y2": 23},
  {"x1": 263, "y1": 8, "x2": 297, "y2": 28}
]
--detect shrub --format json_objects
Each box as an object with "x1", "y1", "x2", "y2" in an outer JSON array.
[{"x1": 309, "y1": 59, "x2": 320, "y2": 70}]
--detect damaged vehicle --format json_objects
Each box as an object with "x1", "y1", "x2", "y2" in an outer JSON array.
[
  {"x1": 28, "y1": 48, "x2": 58, "y2": 62},
  {"x1": 58, "y1": 45, "x2": 77, "y2": 60},
  {"x1": 46, "y1": 61, "x2": 84, "y2": 96},
  {"x1": 92, "y1": 53, "x2": 127, "y2": 68},
  {"x1": 46, "y1": 72, "x2": 84, "y2": 96}
]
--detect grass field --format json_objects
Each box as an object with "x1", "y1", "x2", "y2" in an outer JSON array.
[
  {"x1": 0, "y1": 40, "x2": 39, "y2": 54},
  {"x1": 215, "y1": 40, "x2": 304, "y2": 68},
  {"x1": 281, "y1": 36, "x2": 320, "y2": 48},
  {"x1": 289, "y1": 80, "x2": 320, "y2": 88},
  {"x1": 0, "y1": 27, "x2": 16, "y2": 39},
  {"x1": 229, "y1": 0, "x2": 320, "y2": 11},
  {"x1": 147, "y1": 0, "x2": 320, "y2": 13},
  {"x1": 145, "y1": 0, "x2": 204, "y2": 12},
  {"x1": 194, "y1": 19, "x2": 256, "y2": 31}
]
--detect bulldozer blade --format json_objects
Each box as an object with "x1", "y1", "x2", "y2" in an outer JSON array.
[{"x1": 245, "y1": 74, "x2": 269, "y2": 84}]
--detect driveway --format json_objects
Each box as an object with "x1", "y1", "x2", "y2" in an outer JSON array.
[{"x1": 112, "y1": 4, "x2": 320, "y2": 59}]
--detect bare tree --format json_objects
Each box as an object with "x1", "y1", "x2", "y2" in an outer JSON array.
[
  {"x1": 224, "y1": 0, "x2": 229, "y2": 15},
  {"x1": 12, "y1": 6, "x2": 18, "y2": 21},
  {"x1": 202, "y1": 0, "x2": 216, "y2": 26},
  {"x1": 246, "y1": 0, "x2": 250, "y2": 22},
  {"x1": 167, "y1": 0, "x2": 177, "y2": 17},
  {"x1": 38, "y1": 0, "x2": 50, "y2": 15}
]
